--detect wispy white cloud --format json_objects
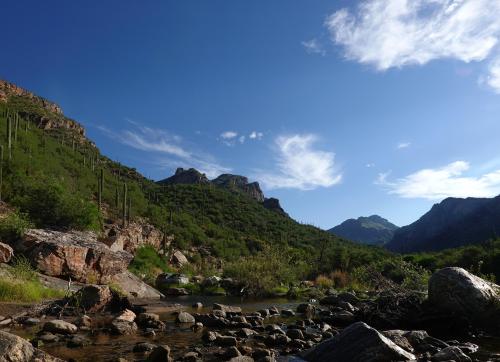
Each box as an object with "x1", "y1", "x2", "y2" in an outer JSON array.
[
  {"x1": 99, "y1": 122, "x2": 230, "y2": 178},
  {"x1": 249, "y1": 131, "x2": 264, "y2": 140},
  {"x1": 239, "y1": 135, "x2": 246, "y2": 144},
  {"x1": 326, "y1": 0, "x2": 500, "y2": 93},
  {"x1": 220, "y1": 131, "x2": 238, "y2": 139},
  {"x1": 366, "y1": 163, "x2": 376, "y2": 168},
  {"x1": 376, "y1": 161, "x2": 500, "y2": 199},
  {"x1": 397, "y1": 142, "x2": 411, "y2": 149},
  {"x1": 301, "y1": 38, "x2": 326, "y2": 56},
  {"x1": 256, "y1": 134, "x2": 342, "y2": 190}
]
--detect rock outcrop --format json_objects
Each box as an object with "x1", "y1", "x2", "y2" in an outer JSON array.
[
  {"x1": 0, "y1": 330, "x2": 63, "y2": 361},
  {"x1": 301, "y1": 322, "x2": 415, "y2": 362},
  {"x1": 428, "y1": 267, "x2": 500, "y2": 328},
  {"x1": 16, "y1": 229, "x2": 133, "y2": 283},
  {"x1": 262, "y1": 198, "x2": 288, "y2": 217},
  {"x1": 170, "y1": 250, "x2": 189, "y2": 267},
  {"x1": 0, "y1": 242, "x2": 13, "y2": 263},
  {"x1": 102, "y1": 221, "x2": 168, "y2": 254},
  {"x1": 158, "y1": 168, "x2": 209, "y2": 185},
  {"x1": 212, "y1": 174, "x2": 265, "y2": 202},
  {"x1": 0, "y1": 79, "x2": 86, "y2": 137}
]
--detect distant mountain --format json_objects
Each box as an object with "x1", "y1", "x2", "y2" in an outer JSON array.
[
  {"x1": 158, "y1": 168, "x2": 209, "y2": 185},
  {"x1": 212, "y1": 174, "x2": 265, "y2": 202},
  {"x1": 386, "y1": 196, "x2": 500, "y2": 253},
  {"x1": 328, "y1": 215, "x2": 399, "y2": 245},
  {"x1": 157, "y1": 168, "x2": 288, "y2": 215}
]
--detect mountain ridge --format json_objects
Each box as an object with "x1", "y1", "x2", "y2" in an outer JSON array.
[
  {"x1": 329, "y1": 215, "x2": 399, "y2": 245},
  {"x1": 387, "y1": 196, "x2": 500, "y2": 253}
]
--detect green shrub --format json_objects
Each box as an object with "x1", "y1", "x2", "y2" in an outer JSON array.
[
  {"x1": 224, "y1": 246, "x2": 309, "y2": 297},
  {"x1": 129, "y1": 245, "x2": 171, "y2": 284},
  {"x1": 0, "y1": 211, "x2": 33, "y2": 242},
  {"x1": 11, "y1": 178, "x2": 100, "y2": 231}
]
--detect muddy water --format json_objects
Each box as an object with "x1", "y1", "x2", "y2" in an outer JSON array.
[{"x1": 8, "y1": 296, "x2": 304, "y2": 361}]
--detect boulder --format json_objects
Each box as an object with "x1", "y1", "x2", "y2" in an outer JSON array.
[
  {"x1": 18, "y1": 229, "x2": 133, "y2": 283},
  {"x1": 102, "y1": 221, "x2": 167, "y2": 254},
  {"x1": 432, "y1": 346, "x2": 472, "y2": 362},
  {"x1": 0, "y1": 330, "x2": 62, "y2": 361},
  {"x1": 136, "y1": 313, "x2": 165, "y2": 330},
  {"x1": 43, "y1": 320, "x2": 78, "y2": 335},
  {"x1": 213, "y1": 303, "x2": 242, "y2": 314},
  {"x1": 176, "y1": 312, "x2": 195, "y2": 324},
  {"x1": 170, "y1": 250, "x2": 189, "y2": 267},
  {"x1": 110, "y1": 319, "x2": 137, "y2": 335},
  {"x1": 202, "y1": 275, "x2": 221, "y2": 287},
  {"x1": 156, "y1": 273, "x2": 190, "y2": 288},
  {"x1": 0, "y1": 242, "x2": 13, "y2": 263},
  {"x1": 146, "y1": 345, "x2": 172, "y2": 362},
  {"x1": 428, "y1": 267, "x2": 500, "y2": 325},
  {"x1": 112, "y1": 271, "x2": 164, "y2": 299},
  {"x1": 165, "y1": 287, "x2": 190, "y2": 296},
  {"x1": 301, "y1": 322, "x2": 415, "y2": 362},
  {"x1": 72, "y1": 285, "x2": 114, "y2": 313},
  {"x1": 115, "y1": 309, "x2": 136, "y2": 323}
]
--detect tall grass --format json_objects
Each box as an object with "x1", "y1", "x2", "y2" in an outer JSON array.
[{"x1": 0, "y1": 256, "x2": 65, "y2": 302}]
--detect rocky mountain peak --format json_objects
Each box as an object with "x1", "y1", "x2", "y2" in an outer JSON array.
[
  {"x1": 329, "y1": 215, "x2": 399, "y2": 245},
  {"x1": 212, "y1": 174, "x2": 265, "y2": 202},
  {"x1": 158, "y1": 168, "x2": 209, "y2": 185},
  {"x1": 262, "y1": 198, "x2": 288, "y2": 217}
]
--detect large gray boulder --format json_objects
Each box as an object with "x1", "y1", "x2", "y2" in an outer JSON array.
[
  {"x1": 301, "y1": 322, "x2": 415, "y2": 362},
  {"x1": 0, "y1": 330, "x2": 63, "y2": 361},
  {"x1": 428, "y1": 267, "x2": 500, "y2": 321}
]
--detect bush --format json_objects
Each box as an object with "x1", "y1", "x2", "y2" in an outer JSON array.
[
  {"x1": 315, "y1": 275, "x2": 334, "y2": 289},
  {"x1": 11, "y1": 178, "x2": 100, "y2": 231},
  {"x1": 0, "y1": 211, "x2": 33, "y2": 242},
  {"x1": 329, "y1": 270, "x2": 351, "y2": 289},
  {"x1": 129, "y1": 245, "x2": 172, "y2": 284},
  {"x1": 353, "y1": 258, "x2": 430, "y2": 292},
  {"x1": 224, "y1": 247, "x2": 308, "y2": 297}
]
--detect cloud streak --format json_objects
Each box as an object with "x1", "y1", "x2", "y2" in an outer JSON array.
[
  {"x1": 256, "y1": 134, "x2": 342, "y2": 190},
  {"x1": 302, "y1": 38, "x2": 326, "y2": 56},
  {"x1": 376, "y1": 161, "x2": 500, "y2": 199},
  {"x1": 99, "y1": 122, "x2": 230, "y2": 178},
  {"x1": 326, "y1": 0, "x2": 500, "y2": 93}
]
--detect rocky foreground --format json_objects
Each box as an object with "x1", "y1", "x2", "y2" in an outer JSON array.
[{"x1": 0, "y1": 267, "x2": 499, "y2": 361}]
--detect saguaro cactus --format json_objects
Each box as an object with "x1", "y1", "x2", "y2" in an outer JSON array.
[
  {"x1": 115, "y1": 186, "x2": 119, "y2": 208},
  {"x1": 122, "y1": 183, "x2": 127, "y2": 227},
  {"x1": 0, "y1": 145, "x2": 3, "y2": 202},
  {"x1": 127, "y1": 196, "x2": 132, "y2": 224},
  {"x1": 7, "y1": 115, "x2": 12, "y2": 160},
  {"x1": 98, "y1": 169, "x2": 104, "y2": 210}
]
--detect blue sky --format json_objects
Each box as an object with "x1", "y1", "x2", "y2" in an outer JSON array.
[{"x1": 2, "y1": 0, "x2": 500, "y2": 228}]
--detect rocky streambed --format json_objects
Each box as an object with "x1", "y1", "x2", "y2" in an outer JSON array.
[{"x1": 1, "y1": 267, "x2": 500, "y2": 361}]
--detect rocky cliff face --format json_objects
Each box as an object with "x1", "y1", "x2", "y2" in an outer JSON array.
[
  {"x1": 158, "y1": 168, "x2": 209, "y2": 185},
  {"x1": 0, "y1": 79, "x2": 86, "y2": 138},
  {"x1": 262, "y1": 198, "x2": 288, "y2": 217},
  {"x1": 211, "y1": 174, "x2": 265, "y2": 202},
  {"x1": 101, "y1": 220, "x2": 169, "y2": 254}
]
